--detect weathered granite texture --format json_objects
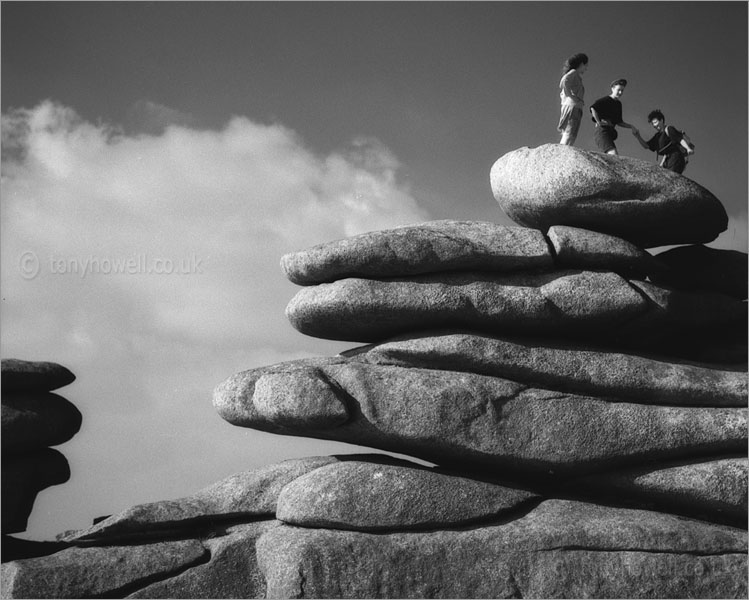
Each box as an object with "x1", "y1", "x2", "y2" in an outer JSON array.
[
  {"x1": 214, "y1": 359, "x2": 747, "y2": 478},
  {"x1": 258, "y1": 499, "x2": 747, "y2": 599},
  {"x1": 275, "y1": 458, "x2": 538, "y2": 530},
  {"x1": 281, "y1": 220, "x2": 553, "y2": 285},
  {"x1": 568, "y1": 457, "x2": 748, "y2": 523},
  {"x1": 489, "y1": 144, "x2": 728, "y2": 247},
  {"x1": 342, "y1": 332, "x2": 746, "y2": 406},
  {"x1": 63, "y1": 456, "x2": 338, "y2": 544},
  {"x1": 285, "y1": 270, "x2": 745, "y2": 352}
]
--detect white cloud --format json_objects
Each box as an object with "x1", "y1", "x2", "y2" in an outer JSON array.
[{"x1": 1, "y1": 100, "x2": 430, "y2": 538}]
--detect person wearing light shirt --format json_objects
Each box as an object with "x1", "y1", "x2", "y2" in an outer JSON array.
[{"x1": 557, "y1": 53, "x2": 588, "y2": 146}]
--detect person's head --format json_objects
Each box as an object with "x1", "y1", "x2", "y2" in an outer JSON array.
[
  {"x1": 648, "y1": 109, "x2": 666, "y2": 131},
  {"x1": 609, "y1": 79, "x2": 627, "y2": 99},
  {"x1": 562, "y1": 53, "x2": 589, "y2": 76}
]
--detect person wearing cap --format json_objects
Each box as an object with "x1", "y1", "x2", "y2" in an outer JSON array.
[
  {"x1": 589, "y1": 79, "x2": 638, "y2": 155},
  {"x1": 632, "y1": 109, "x2": 694, "y2": 174},
  {"x1": 557, "y1": 53, "x2": 589, "y2": 146}
]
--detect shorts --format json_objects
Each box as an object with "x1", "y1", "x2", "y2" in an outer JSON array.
[
  {"x1": 558, "y1": 105, "x2": 583, "y2": 136},
  {"x1": 662, "y1": 152, "x2": 686, "y2": 174},
  {"x1": 594, "y1": 125, "x2": 618, "y2": 153}
]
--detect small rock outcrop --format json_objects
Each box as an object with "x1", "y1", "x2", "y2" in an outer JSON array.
[
  {"x1": 2, "y1": 146, "x2": 746, "y2": 598},
  {"x1": 1, "y1": 359, "x2": 79, "y2": 547}
]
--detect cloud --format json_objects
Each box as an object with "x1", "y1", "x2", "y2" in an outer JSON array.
[
  {"x1": 1, "y1": 100, "x2": 430, "y2": 537},
  {"x1": 124, "y1": 100, "x2": 197, "y2": 134}
]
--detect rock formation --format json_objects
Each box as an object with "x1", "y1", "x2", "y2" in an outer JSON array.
[
  {"x1": 1, "y1": 359, "x2": 80, "y2": 561},
  {"x1": 2, "y1": 145, "x2": 746, "y2": 598}
]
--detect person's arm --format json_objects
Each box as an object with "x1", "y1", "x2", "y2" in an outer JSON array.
[
  {"x1": 590, "y1": 107, "x2": 606, "y2": 126},
  {"x1": 632, "y1": 128, "x2": 650, "y2": 150},
  {"x1": 562, "y1": 72, "x2": 584, "y2": 105},
  {"x1": 680, "y1": 138, "x2": 695, "y2": 155}
]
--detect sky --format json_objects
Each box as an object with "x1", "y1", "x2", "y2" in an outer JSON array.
[{"x1": 2, "y1": 1, "x2": 747, "y2": 540}]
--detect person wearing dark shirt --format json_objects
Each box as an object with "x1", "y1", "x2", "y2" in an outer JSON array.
[
  {"x1": 589, "y1": 78, "x2": 638, "y2": 155},
  {"x1": 633, "y1": 109, "x2": 694, "y2": 174}
]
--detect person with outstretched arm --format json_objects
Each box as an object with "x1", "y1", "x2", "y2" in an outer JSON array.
[
  {"x1": 589, "y1": 78, "x2": 638, "y2": 155},
  {"x1": 632, "y1": 109, "x2": 694, "y2": 174}
]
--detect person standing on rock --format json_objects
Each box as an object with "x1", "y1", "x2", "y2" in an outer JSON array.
[
  {"x1": 557, "y1": 53, "x2": 588, "y2": 146},
  {"x1": 589, "y1": 79, "x2": 638, "y2": 155},
  {"x1": 632, "y1": 109, "x2": 695, "y2": 174}
]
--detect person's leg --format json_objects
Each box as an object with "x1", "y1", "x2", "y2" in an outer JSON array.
[
  {"x1": 559, "y1": 105, "x2": 575, "y2": 145},
  {"x1": 664, "y1": 153, "x2": 685, "y2": 173},
  {"x1": 595, "y1": 126, "x2": 617, "y2": 154},
  {"x1": 564, "y1": 108, "x2": 582, "y2": 146}
]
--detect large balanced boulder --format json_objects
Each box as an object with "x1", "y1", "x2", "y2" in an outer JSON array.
[
  {"x1": 489, "y1": 144, "x2": 728, "y2": 247},
  {"x1": 258, "y1": 499, "x2": 747, "y2": 599}
]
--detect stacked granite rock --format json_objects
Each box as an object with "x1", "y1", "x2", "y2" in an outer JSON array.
[
  {"x1": 2, "y1": 145, "x2": 746, "y2": 598},
  {"x1": 2, "y1": 359, "x2": 80, "y2": 561}
]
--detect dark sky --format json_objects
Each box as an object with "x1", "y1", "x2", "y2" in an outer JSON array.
[{"x1": 4, "y1": 2, "x2": 747, "y2": 226}]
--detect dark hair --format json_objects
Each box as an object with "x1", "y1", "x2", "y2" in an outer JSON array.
[
  {"x1": 561, "y1": 53, "x2": 588, "y2": 76},
  {"x1": 647, "y1": 109, "x2": 665, "y2": 122},
  {"x1": 610, "y1": 78, "x2": 627, "y2": 88}
]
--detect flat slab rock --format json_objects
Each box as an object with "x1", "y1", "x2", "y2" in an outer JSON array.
[
  {"x1": 64, "y1": 456, "x2": 337, "y2": 544},
  {"x1": 1, "y1": 359, "x2": 75, "y2": 393},
  {"x1": 0, "y1": 538, "x2": 207, "y2": 599},
  {"x1": 281, "y1": 220, "x2": 553, "y2": 285},
  {"x1": 651, "y1": 244, "x2": 748, "y2": 299},
  {"x1": 285, "y1": 269, "x2": 745, "y2": 345},
  {"x1": 126, "y1": 521, "x2": 279, "y2": 599},
  {"x1": 570, "y1": 457, "x2": 748, "y2": 523},
  {"x1": 344, "y1": 332, "x2": 747, "y2": 407},
  {"x1": 276, "y1": 457, "x2": 538, "y2": 531},
  {"x1": 214, "y1": 359, "x2": 747, "y2": 478},
  {"x1": 490, "y1": 144, "x2": 728, "y2": 248},
  {"x1": 257, "y1": 499, "x2": 748, "y2": 599},
  {"x1": 2, "y1": 393, "x2": 82, "y2": 453}
]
